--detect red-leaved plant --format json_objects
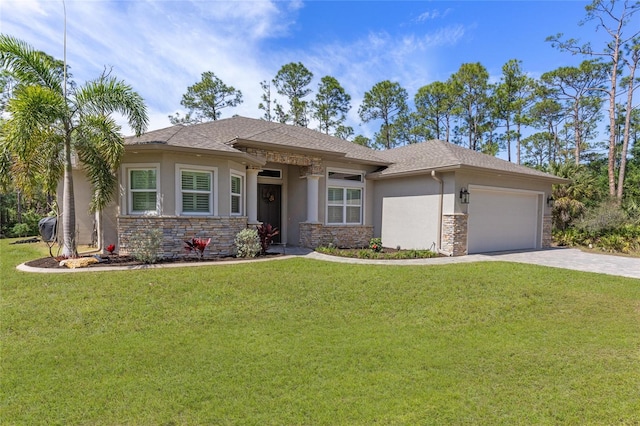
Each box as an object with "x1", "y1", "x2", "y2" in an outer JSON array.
[
  {"x1": 184, "y1": 237, "x2": 211, "y2": 259},
  {"x1": 106, "y1": 244, "x2": 116, "y2": 255},
  {"x1": 256, "y1": 223, "x2": 279, "y2": 255}
]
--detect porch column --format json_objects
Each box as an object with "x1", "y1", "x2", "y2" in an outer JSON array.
[
  {"x1": 247, "y1": 167, "x2": 260, "y2": 225},
  {"x1": 306, "y1": 175, "x2": 321, "y2": 223}
]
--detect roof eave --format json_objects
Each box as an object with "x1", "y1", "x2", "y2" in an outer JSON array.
[
  {"x1": 232, "y1": 138, "x2": 391, "y2": 166},
  {"x1": 124, "y1": 144, "x2": 266, "y2": 166},
  {"x1": 367, "y1": 164, "x2": 570, "y2": 183}
]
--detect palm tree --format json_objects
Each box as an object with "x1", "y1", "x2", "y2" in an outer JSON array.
[{"x1": 0, "y1": 35, "x2": 148, "y2": 256}]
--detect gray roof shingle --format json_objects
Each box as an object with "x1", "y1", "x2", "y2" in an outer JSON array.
[
  {"x1": 125, "y1": 117, "x2": 564, "y2": 182},
  {"x1": 374, "y1": 139, "x2": 566, "y2": 181}
]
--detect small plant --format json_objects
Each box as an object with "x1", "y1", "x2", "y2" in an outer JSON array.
[
  {"x1": 128, "y1": 229, "x2": 163, "y2": 264},
  {"x1": 184, "y1": 237, "x2": 211, "y2": 259},
  {"x1": 234, "y1": 228, "x2": 261, "y2": 258},
  {"x1": 257, "y1": 223, "x2": 279, "y2": 255},
  {"x1": 106, "y1": 244, "x2": 116, "y2": 255},
  {"x1": 369, "y1": 237, "x2": 382, "y2": 252}
]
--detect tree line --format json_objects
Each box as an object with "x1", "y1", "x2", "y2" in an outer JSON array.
[{"x1": 170, "y1": 1, "x2": 638, "y2": 205}]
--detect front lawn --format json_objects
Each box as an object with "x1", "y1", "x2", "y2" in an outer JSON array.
[{"x1": 1, "y1": 239, "x2": 639, "y2": 424}]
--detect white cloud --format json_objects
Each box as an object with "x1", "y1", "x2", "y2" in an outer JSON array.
[{"x1": 1, "y1": 0, "x2": 468, "y2": 137}]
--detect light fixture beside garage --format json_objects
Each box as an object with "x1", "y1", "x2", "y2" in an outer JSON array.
[
  {"x1": 547, "y1": 196, "x2": 555, "y2": 207},
  {"x1": 460, "y1": 188, "x2": 470, "y2": 204}
]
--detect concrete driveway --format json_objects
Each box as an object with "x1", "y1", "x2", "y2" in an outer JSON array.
[{"x1": 305, "y1": 247, "x2": 640, "y2": 280}]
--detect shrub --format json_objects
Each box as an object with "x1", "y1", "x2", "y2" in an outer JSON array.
[
  {"x1": 128, "y1": 229, "x2": 163, "y2": 264},
  {"x1": 316, "y1": 246, "x2": 437, "y2": 260},
  {"x1": 369, "y1": 237, "x2": 382, "y2": 252},
  {"x1": 184, "y1": 237, "x2": 211, "y2": 259},
  {"x1": 235, "y1": 228, "x2": 260, "y2": 258},
  {"x1": 256, "y1": 223, "x2": 279, "y2": 255},
  {"x1": 10, "y1": 223, "x2": 31, "y2": 238},
  {"x1": 575, "y1": 199, "x2": 629, "y2": 234}
]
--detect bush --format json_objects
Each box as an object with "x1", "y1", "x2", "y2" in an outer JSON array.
[
  {"x1": 316, "y1": 246, "x2": 437, "y2": 260},
  {"x1": 10, "y1": 223, "x2": 31, "y2": 238},
  {"x1": 128, "y1": 229, "x2": 163, "y2": 264},
  {"x1": 575, "y1": 199, "x2": 629, "y2": 234},
  {"x1": 256, "y1": 223, "x2": 279, "y2": 255},
  {"x1": 369, "y1": 237, "x2": 382, "y2": 252},
  {"x1": 235, "y1": 228, "x2": 261, "y2": 258}
]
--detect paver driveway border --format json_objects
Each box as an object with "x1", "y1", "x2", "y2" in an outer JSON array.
[{"x1": 16, "y1": 247, "x2": 640, "y2": 279}]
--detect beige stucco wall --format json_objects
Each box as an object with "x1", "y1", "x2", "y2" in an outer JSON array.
[
  {"x1": 118, "y1": 151, "x2": 247, "y2": 217},
  {"x1": 372, "y1": 173, "x2": 455, "y2": 251},
  {"x1": 455, "y1": 170, "x2": 554, "y2": 216},
  {"x1": 285, "y1": 164, "x2": 306, "y2": 246},
  {"x1": 56, "y1": 168, "x2": 96, "y2": 246}
]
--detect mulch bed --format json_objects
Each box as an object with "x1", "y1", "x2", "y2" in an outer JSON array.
[{"x1": 25, "y1": 253, "x2": 283, "y2": 269}]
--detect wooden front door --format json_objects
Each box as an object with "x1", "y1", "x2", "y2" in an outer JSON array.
[{"x1": 257, "y1": 183, "x2": 281, "y2": 243}]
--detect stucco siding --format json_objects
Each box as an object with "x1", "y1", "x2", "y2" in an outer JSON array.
[
  {"x1": 373, "y1": 175, "x2": 444, "y2": 250},
  {"x1": 381, "y1": 195, "x2": 439, "y2": 250},
  {"x1": 285, "y1": 164, "x2": 306, "y2": 246},
  {"x1": 56, "y1": 168, "x2": 96, "y2": 246}
]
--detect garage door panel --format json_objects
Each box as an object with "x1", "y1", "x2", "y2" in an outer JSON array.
[{"x1": 468, "y1": 189, "x2": 539, "y2": 254}]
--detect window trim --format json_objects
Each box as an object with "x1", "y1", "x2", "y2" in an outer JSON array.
[
  {"x1": 123, "y1": 163, "x2": 160, "y2": 216},
  {"x1": 326, "y1": 168, "x2": 365, "y2": 225},
  {"x1": 175, "y1": 164, "x2": 218, "y2": 216},
  {"x1": 230, "y1": 170, "x2": 245, "y2": 216}
]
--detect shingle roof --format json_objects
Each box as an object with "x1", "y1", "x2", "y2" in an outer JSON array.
[
  {"x1": 125, "y1": 117, "x2": 565, "y2": 182},
  {"x1": 125, "y1": 116, "x2": 389, "y2": 165},
  {"x1": 374, "y1": 139, "x2": 566, "y2": 181}
]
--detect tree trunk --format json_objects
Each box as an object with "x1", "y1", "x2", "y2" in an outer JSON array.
[
  {"x1": 574, "y1": 102, "x2": 581, "y2": 165},
  {"x1": 62, "y1": 131, "x2": 77, "y2": 257},
  {"x1": 16, "y1": 189, "x2": 22, "y2": 223},
  {"x1": 607, "y1": 37, "x2": 620, "y2": 198},
  {"x1": 616, "y1": 51, "x2": 638, "y2": 200},
  {"x1": 506, "y1": 119, "x2": 511, "y2": 162}
]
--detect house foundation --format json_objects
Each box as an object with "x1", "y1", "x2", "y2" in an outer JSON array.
[
  {"x1": 299, "y1": 223, "x2": 373, "y2": 249},
  {"x1": 117, "y1": 216, "x2": 247, "y2": 259}
]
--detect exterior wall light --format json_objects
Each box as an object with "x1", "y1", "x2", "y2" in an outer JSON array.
[
  {"x1": 547, "y1": 196, "x2": 555, "y2": 207},
  {"x1": 460, "y1": 188, "x2": 470, "y2": 204}
]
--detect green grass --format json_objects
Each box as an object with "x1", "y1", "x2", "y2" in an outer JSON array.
[{"x1": 2, "y1": 239, "x2": 639, "y2": 424}]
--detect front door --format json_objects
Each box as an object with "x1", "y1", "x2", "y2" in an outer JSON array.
[{"x1": 257, "y1": 183, "x2": 281, "y2": 243}]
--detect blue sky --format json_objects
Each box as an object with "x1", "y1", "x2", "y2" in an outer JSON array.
[{"x1": 1, "y1": 0, "x2": 626, "y2": 139}]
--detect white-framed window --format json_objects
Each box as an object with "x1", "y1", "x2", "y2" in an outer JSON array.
[
  {"x1": 126, "y1": 165, "x2": 160, "y2": 215},
  {"x1": 176, "y1": 164, "x2": 217, "y2": 216},
  {"x1": 230, "y1": 172, "x2": 244, "y2": 215},
  {"x1": 327, "y1": 168, "x2": 364, "y2": 225}
]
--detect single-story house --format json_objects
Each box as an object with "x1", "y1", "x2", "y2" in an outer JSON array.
[{"x1": 64, "y1": 116, "x2": 567, "y2": 257}]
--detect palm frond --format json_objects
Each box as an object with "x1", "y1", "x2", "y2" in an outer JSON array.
[
  {"x1": 74, "y1": 75, "x2": 148, "y2": 136},
  {"x1": 0, "y1": 34, "x2": 64, "y2": 93},
  {"x1": 74, "y1": 115, "x2": 124, "y2": 212},
  {"x1": 4, "y1": 85, "x2": 65, "y2": 157}
]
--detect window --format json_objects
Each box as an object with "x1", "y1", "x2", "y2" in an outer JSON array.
[
  {"x1": 180, "y1": 170, "x2": 213, "y2": 214},
  {"x1": 129, "y1": 168, "x2": 158, "y2": 214},
  {"x1": 327, "y1": 169, "x2": 364, "y2": 225},
  {"x1": 258, "y1": 169, "x2": 282, "y2": 179},
  {"x1": 231, "y1": 174, "x2": 243, "y2": 215}
]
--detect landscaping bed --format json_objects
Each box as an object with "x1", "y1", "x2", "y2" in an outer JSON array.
[{"x1": 24, "y1": 252, "x2": 283, "y2": 269}]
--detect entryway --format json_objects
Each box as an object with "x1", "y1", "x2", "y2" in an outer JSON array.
[{"x1": 257, "y1": 183, "x2": 281, "y2": 243}]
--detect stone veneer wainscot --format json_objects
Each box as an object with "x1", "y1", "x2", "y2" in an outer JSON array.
[
  {"x1": 299, "y1": 223, "x2": 373, "y2": 249},
  {"x1": 442, "y1": 214, "x2": 468, "y2": 256},
  {"x1": 118, "y1": 216, "x2": 248, "y2": 259}
]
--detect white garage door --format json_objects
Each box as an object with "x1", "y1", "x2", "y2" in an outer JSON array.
[{"x1": 467, "y1": 187, "x2": 540, "y2": 254}]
